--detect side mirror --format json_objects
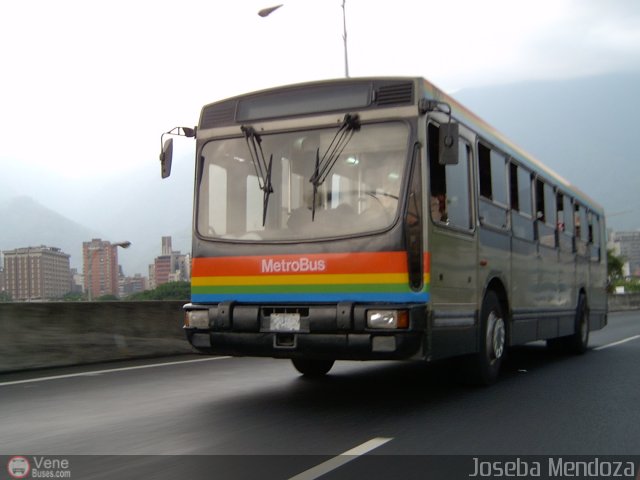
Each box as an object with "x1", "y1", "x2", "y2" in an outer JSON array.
[
  {"x1": 439, "y1": 122, "x2": 459, "y2": 165},
  {"x1": 160, "y1": 138, "x2": 173, "y2": 179}
]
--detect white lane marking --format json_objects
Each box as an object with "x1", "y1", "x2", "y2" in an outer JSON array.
[
  {"x1": 0, "y1": 356, "x2": 231, "y2": 387},
  {"x1": 594, "y1": 335, "x2": 640, "y2": 351},
  {"x1": 289, "y1": 437, "x2": 393, "y2": 480}
]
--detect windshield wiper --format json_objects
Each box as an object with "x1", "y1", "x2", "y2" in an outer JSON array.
[
  {"x1": 309, "y1": 113, "x2": 361, "y2": 220},
  {"x1": 241, "y1": 125, "x2": 273, "y2": 226}
]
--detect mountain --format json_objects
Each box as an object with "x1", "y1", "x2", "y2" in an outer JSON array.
[
  {"x1": 0, "y1": 196, "x2": 100, "y2": 270},
  {"x1": 454, "y1": 72, "x2": 640, "y2": 232},
  {"x1": 0, "y1": 149, "x2": 194, "y2": 276}
]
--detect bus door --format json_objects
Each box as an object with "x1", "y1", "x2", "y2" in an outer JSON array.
[
  {"x1": 508, "y1": 162, "x2": 537, "y2": 344},
  {"x1": 534, "y1": 178, "x2": 561, "y2": 339},
  {"x1": 427, "y1": 121, "x2": 478, "y2": 358},
  {"x1": 476, "y1": 142, "x2": 511, "y2": 312},
  {"x1": 557, "y1": 192, "x2": 578, "y2": 335}
]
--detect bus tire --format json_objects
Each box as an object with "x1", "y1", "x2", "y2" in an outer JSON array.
[
  {"x1": 291, "y1": 358, "x2": 334, "y2": 377},
  {"x1": 547, "y1": 293, "x2": 589, "y2": 354},
  {"x1": 566, "y1": 293, "x2": 589, "y2": 354},
  {"x1": 470, "y1": 290, "x2": 506, "y2": 385}
]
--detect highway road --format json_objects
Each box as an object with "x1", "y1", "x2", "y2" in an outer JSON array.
[{"x1": 1, "y1": 311, "x2": 639, "y2": 479}]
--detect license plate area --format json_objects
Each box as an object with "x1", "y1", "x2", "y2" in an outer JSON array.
[{"x1": 269, "y1": 313, "x2": 301, "y2": 332}]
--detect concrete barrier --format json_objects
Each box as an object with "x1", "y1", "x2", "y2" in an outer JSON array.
[
  {"x1": 608, "y1": 293, "x2": 640, "y2": 312},
  {"x1": 0, "y1": 301, "x2": 194, "y2": 373},
  {"x1": 1, "y1": 296, "x2": 637, "y2": 374}
]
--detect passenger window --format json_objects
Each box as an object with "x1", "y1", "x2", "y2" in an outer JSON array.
[
  {"x1": 510, "y1": 163, "x2": 534, "y2": 241},
  {"x1": 544, "y1": 184, "x2": 556, "y2": 228},
  {"x1": 556, "y1": 193, "x2": 574, "y2": 252},
  {"x1": 575, "y1": 204, "x2": 588, "y2": 256},
  {"x1": 536, "y1": 179, "x2": 557, "y2": 248},
  {"x1": 478, "y1": 142, "x2": 508, "y2": 229},
  {"x1": 479, "y1": 143, "x2": 492, "y2": 199},
  {"x1": 589, "y1": 213, "x2": 601, "y2": 262},
  {"x1": 429, "y1": 124, "x2": 472, "y2": 230},
  {"x1": 491, "y1": 151, "x2": 507, "y2": 206}
]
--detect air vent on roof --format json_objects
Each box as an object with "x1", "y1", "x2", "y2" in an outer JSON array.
[
  {"x1": 200, "y1": 100, "x2": 237, "y2": 129},
  {"x1": 375, "y1": 82, "x2": 414, "y2": 106}
]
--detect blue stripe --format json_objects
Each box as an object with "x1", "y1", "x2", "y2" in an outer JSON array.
[{"x1": 191, "y1": 292, "x2": 429, "y2": 304}]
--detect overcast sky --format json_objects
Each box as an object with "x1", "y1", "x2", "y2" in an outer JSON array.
[{"x1": 1, "y1": 0, "x2": 639, "y2": 183}]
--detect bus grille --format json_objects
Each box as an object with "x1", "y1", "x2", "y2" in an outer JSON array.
[
  {"x1": 375, "y1": 82, "x2": 414, "y2": 106},
  {"x1": 200, "y1": 100, "x2": 237, "y2": 128}
]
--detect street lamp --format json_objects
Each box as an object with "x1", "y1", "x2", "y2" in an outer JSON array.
[
  {"x1": 259, "y1": 1, "x2": 350, "y2": 78},
  {"x1": 86, "y1": 240, "x2": 131, "y2": 301}
]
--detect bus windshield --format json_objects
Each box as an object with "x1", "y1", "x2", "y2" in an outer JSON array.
[{"x1": 197, "y1": 121, "x2": 410, "y2": 241}]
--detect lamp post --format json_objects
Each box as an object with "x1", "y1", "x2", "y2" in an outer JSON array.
[
  {"x1": 258, "y1": 1, "x2": 350, "y2": 78},
  {"x1": 86, "y1": 240, "x2": 131, "y2": 301}
]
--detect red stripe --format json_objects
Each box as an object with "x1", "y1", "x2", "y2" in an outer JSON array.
[{"x1": 192, "y1": 251, "x2": 418, "y2": 277}]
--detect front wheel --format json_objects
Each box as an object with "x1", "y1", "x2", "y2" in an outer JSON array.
[
  {"x1": 469, "y1": 291, "x2": 507, "y2": 385},
  {"x1": 291, "y1": 358, "x2": 335, "y2": 378}
]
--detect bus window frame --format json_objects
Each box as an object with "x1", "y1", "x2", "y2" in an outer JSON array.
[
  {"x1": 574, "y1": 202, "x2": 589, "y2": 258},
  {"x1": 535, "y1": 176, "x2": 558, "y2": 250},
  {"x1": 556, "y1": 191, "x2": 575, "y2": 253},
  {"x1": 477, "y1": 139, "x2": 510, "y2": 232},
  {"x1": 427, "y1": 121, "x2": 475, "y2": 235},
  {"x1": 509, "y1": 161, "x2": 535, "y2": 242},
  {"x1": 588, "y1": 211, "x2": 602, "y2": 262}
]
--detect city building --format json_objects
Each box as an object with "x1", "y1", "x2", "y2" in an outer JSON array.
[
  {"x1": 83, "y1": 239, "x2": 124, "y2": 299},
  {"x1": 610, "y1": 230, "x2": 640, "y2": 278},
  {"x1": 120, "y1": 274, "x2": 148, "y2": 297},
  {"x1": 0, "y1": 261, "x2": 5, "y2": 298},
  {"x1": 3, "y1": 246, "x2": 72, "y2": 301},
  {"x1": 148, "y1": 236, "x2": 191, "y2": 289}
]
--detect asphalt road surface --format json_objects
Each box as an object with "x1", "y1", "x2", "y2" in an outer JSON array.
[{"x1": 1, "y1": 311, "x2": 639, "y2": 479}]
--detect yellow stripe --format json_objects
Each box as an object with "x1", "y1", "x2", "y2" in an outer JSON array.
[{"x1": 192, "y1": 273, "x2": 412, "y2": 287}]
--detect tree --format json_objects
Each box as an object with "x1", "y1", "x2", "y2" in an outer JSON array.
[
  {"x1": 0, "y1": 291, "x2": 12, "y2": 302},
  {"x1": 607, "y1": 249, "x2": 624, "y2": 282},
  {"x1": 97, "y1": 294, "x2": 119, "y2": 301},
  {"x1": 61, "y1": 292, "x2": 84, "y2": 302},
  {"x1": 126, "y1": 281, "x2": 190, "y2": 301}
]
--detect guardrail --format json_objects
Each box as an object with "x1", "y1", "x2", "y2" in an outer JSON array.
[{"x1": 0, "y1": 301, "x2": 194, "y2": 373}]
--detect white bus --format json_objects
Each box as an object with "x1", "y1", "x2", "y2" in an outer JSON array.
[{"x1": 160, "y1": 77, "x2": 607, "y2": 384}]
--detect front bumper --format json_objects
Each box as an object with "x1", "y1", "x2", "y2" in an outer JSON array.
[{"x1": 184, "y1": 302, "x2": 427, "y2": 361}]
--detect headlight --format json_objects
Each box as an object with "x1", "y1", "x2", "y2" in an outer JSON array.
[
  {"x1": 185, "y1": 310, "x2": 209, "y2": 329},
  {"x1": 367, "y1": 310, "x2": 408, "y2": 329}
]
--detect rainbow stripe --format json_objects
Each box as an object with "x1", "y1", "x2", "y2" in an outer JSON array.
[{"x1": 191, "y1": 251, "x2": 430, "y2": 303}]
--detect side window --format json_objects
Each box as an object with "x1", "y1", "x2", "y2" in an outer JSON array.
[
  {"x1": 509, "y1": 162, "x2": 534, "y2": 241},
  {"x1": 478, "y1": 141, "x2": 508, "y2": 229},
  {"x1": 589, "y1": 213, "x2": 601, "y2": 262},
  {"x1": 556, "y1": 193, "x2": 574, "y2": 252},
  {"x1": 536, "y1": 178, "x2": 557, "y2": 248},
  {"x1": 575, "y1": 204, "x2": 589, "y2": 256},
  {"x1": 428, "y1": 123, "x2": 472, "y2": 230}
]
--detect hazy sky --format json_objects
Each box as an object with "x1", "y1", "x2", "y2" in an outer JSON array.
[
  {"x1": 2, "y1": 0, "x2": 639, "y2": 184},
  {"x1": 0, "y1": 0, "x2": 640, "y2": 180}
]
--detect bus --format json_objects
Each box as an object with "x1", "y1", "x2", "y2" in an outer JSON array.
[{"x1": 160, "y1": 77, "x2": 607, "y2": 384}]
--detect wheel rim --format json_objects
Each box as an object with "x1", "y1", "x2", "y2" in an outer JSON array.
[{"x1": 487, "y1": 311, "x2": 506, "y2": 362}]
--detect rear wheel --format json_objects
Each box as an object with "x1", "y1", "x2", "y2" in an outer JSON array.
[
  {"x1": 470, "y1": 290, "x2": 506, "y2": 385},
  {"x1": 291, "y1": 358, "x2": 334, "y2": 377},
  {"x1": 549, "y1": 293, "x2": 589, "y2": 354}
]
